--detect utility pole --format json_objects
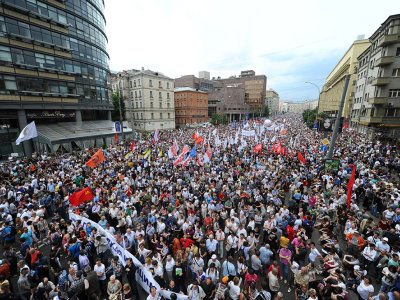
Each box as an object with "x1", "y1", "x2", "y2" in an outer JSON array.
[
  {"x1": 327, "y1": 74, "x2": 350, "y2": 159},
  {"x1": 118, "y1": 93, "x2": 125, "y2": 140}
]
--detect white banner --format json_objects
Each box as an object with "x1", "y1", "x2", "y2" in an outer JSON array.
[
  {"x1": 241, "y1": 129, "x2": 256, "y2": 137},
  {"x1": 69, "y1": 213, "x2": 188, "y2": 300}
]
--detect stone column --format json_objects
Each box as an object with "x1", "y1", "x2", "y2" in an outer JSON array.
[
  {"x1": 17, "y1": 110, "x2": 33, "y2": 157},
  {"x1": 107, "y1": 111, "x2": 112, "y2": 121},
  {"x1": 75, "y1": 110, "x2": 82, "y2": 126}
]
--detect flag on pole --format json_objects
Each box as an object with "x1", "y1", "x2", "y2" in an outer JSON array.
[
  {"x1": 129, "y1": 141, "x2": 135, "y2": 152},
  {"x1": 181, "y1": 155, "x2": 191, "y2": 167},
  {"x1": 142, "y1": 148, "x2": 151, "y2": 159},
  {"x1": 347, "y1": 164, "x2": 356, "y2": 208},
  {"x1": 297, "y1": 151, "x2": 306, "y2": 164},
  {"x1": 86, "y1": 149, "x2": 105, "y2": 168},
  {"x1": 253, "y1": 143, "x2": 262, "y2": 154},
  {"x1": 16, "y1": 121, "x2": 38, "y2": 145},
  {"x1": 189, "y1": 145, "x2": 197, "y2": 158},
  {"x1": 173, "y1": 145, "x2": 190, "y2": 167},
  {"x1": 69, "y1": 187, "x2": 94, "y2": 206},
  {"x1": 153, "y1": 129, "x2": 159, "y2": 143}
]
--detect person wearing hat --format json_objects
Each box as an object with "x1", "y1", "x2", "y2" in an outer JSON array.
[{"x1": 214, "y1": 276, "x2": 229, "y2": 299}]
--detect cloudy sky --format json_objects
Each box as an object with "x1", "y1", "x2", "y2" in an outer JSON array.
[{"x1": 105, "y1": 0, "x2": 398, "y2": 101}]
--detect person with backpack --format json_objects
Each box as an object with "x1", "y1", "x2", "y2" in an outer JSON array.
[{"x1": 3, "y1": 221, "x2": 16, "y2": 245}]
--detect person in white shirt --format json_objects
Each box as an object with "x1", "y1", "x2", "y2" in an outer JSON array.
[
  {"x1": 228, "y1": 277, "x2": 243, "y2": 300},
  {"x1": 376, "y1": 237, "x2": 391, "y2": 254},
  {"x1": 164, "y1": 255, "x2": 175, "y2": 281},
  {"x1": 357, "y1": 277, "x2": 374, "y2": 300},
  {"x1": 93, "y1": 258, "x2": 106, "y2": 298},
  {"x1": 215, "y1": 228, "x2": 225, "y2": 259},
  {"x1": 147, "y1": 287, "x2": 161, "y2": 300},
  {"x1": 361, "y1": 244, "x2": 377, "y2": 275},
  {"x1": 308, "y1": 242, "x2": 323, "y2": 264}
]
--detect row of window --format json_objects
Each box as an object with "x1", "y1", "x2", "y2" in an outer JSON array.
[
  {"x1": 132, "y1": 112, "x2": 172, "y2": 120},
  {"x1": 130, "y1": 79, "x2": 171, "y2": 89},
  {"x1": 0, "y1": 16, "x2": 109, "y2": 68},
  {"x1": 5, "y1": 0, "x2": 106, "y2": 34},
  {"x1": 65, "y1": 0, "x2": 106, "y2": 30},
  {"x1": 0, "y1": 75, "x2": 111, "y2": 101},
  {"x1": 0, "y1": 45, "x2": 110, "y2": 86}
]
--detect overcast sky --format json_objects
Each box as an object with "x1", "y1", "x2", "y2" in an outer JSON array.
[{"x1": 105, "y1": 0, "x2": 398, "y2": 101}]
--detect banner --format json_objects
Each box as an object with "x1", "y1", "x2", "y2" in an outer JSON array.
[
  {"x1": 241, "y1": 129, "x2": 256, "y2": 137},
  {"x1": 69, "y1": 212, "x2": 188, "y2": 300}
]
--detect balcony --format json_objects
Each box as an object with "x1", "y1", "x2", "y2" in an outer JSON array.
[
  {"x1": 371, "y1": 77, "x2": 390, "y2": 86},
  {"x1": 368, "y1": 97, "x2": 387, "y2": 105},
  {"x1": 375, "y1": 56, "x2": 395, "y2": 67},
  {"x1": 378, "y1": 34, "x2": 400, "y2": 47},
  {"x1": 359, "y1": 116, "x2": 383, "y2": 124}
]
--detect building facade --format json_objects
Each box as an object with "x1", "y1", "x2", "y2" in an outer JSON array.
[
  {"x1": 174, "y1": 87, "x2": 208, "y2": 127},
  {"x1": 175, "y1": 74, "x2": 220, "y2": 92},
  {"x1": 265, "y1": 89, "x2": 280, "y2": 115},
  {"x1": 216, "y1": 70, "x2": 267, "y2": 116},
  {"x1": 0, "y1": 0, "x2": 113, "y2": 156},
  {"x1": 351, "y1": 14, "x2": 400, "y2": 139},
  {"x1": 280, "y1": 100, "x2": 318, "y2": 114},
  {"x1": 112, "y1": 69, "x2": 175, "y2": 131},
  {"x1": 319, "y1": 39, "x2": 370, "y2": 118},
  {"x1": 209, "y1": 87, "x2": 249, "y2": 121}
]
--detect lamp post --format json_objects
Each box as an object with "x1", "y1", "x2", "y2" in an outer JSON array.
[{"x1": 305, "y1": 81, "x2": 321, "y2": 124}]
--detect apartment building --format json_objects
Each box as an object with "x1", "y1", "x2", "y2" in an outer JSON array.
[
  {"x1": 351, "y1": 14, "x2": 400, "y2": 139},
  {"x1": 112, "y1": 69, "x2": 175, "y2": 131}
]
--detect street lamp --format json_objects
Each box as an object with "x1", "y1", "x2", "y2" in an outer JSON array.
[{"x1": 305, "y1": 81, "x2": 321, "y2": 123}]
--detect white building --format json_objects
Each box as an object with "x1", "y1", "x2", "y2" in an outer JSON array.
[
  {"x1": 112, "y1": 68, "x2": 175, "y2": 131},
  {"x1": 265, "y1": 89, "x2": 280, "y2": 115}
]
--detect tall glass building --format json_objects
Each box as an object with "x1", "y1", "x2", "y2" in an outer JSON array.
[{"x1": 0, "y1": 0, "x2": 113, "y2": 157}]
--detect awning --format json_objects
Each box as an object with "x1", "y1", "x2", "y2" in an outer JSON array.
[{"x1": 35, "y1": 120, "x2": 132, "y2": 152}]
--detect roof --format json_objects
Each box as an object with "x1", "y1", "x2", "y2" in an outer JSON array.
[
  {"x1": 36, "y1": 120, "x2": 132, "y2": 144},
  {"x1": 174, "y1": 87, "x2": 207, "y2": 93}
]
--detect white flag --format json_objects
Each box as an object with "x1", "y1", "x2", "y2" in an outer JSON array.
[{"x1": 16, "y1": 121, "x2": 37, "y2": 145}]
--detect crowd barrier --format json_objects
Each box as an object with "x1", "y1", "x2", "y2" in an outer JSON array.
[{"x1": 69, "y1": 212, "x2": 188, "y2": 300}]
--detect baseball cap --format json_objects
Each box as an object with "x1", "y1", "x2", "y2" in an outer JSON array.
[
  {"x1": 211, "y1": 254, "x2": 217, "y2": 259},
  {"x1": 383, "y1": 237, "x2": 389, "y2": 242}
]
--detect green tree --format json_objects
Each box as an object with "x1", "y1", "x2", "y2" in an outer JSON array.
[
  {"x1": 302, "y1": 108, "x2": 317, "y2": 128},
  {"x1": 263, "y1": 106, "x2": 270, "y2": 117},
  {"x1": 210, "y1": 113, "x2": 229, "y2": 125},
  {"x1": 112, "y1": 92, "x2": 126, "y2": 121}
]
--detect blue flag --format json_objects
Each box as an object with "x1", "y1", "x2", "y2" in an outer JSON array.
[{"x1": 189, "y1": 145, "x2": 196, "y2": 158}]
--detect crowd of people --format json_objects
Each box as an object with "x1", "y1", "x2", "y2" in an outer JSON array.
[{"x1": 0, "y1": 114, "x2": 399, "y2": 300}]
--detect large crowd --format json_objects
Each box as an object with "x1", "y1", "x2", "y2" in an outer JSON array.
[{"x1": 0, "y1": 114, "x2": 399, "y2": 300}]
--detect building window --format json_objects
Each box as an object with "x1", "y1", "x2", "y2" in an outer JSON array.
[
  {"x1": 150, "y1": 102, "x2": 153, "y2": 108},
  {"x1": 386, "y1": 108, "x2": 396, "y2": 117},
  {"x1": 159, "y1": 81, "x2": 162, "y2": 88},
  {"x1": 0, "y1": 45, "x2": 11, "y2": 62},
  {"x1": 141, "y1": 113, "x2": 143, "y2": 119},
  {"x1": 139, "y1": 91, "x2": 141, "y2": 97},
  {"x1": 150, "y1": 91, "x2": 153, "y2": 98},
  {"x1": 167, "y1": 103, "x2": 170, "y2": 108},
  {"x1": 168, "y1": 113, "x2": 170, "y2": 119},
  {"x1": 389, "y1": 89, "x2": 400, "y2": 97},
  {"x1": 135, "y1": 91, "x2": 137, "y2": 98},
  {"x1": 167, "y1": 82, "x2": 170, "y2": 89},
  {"x1": 129, "y1": 81, "x2": 132, "y2": 88},
  {"x1": 167, "y1": 93, "x2": 170, "y2": 99},
  {"x1": 392, "y1": 68, "x2": 400, "y2": 77},
  {"x1": 134, "y1": 80, "x2": 136, "y2": 87},
  {"x1": 136, "y1": 102, "x2": 138, "y2": 108},
  {"x1": 160, "y1": 113, "x2": 163, "y2": 119},
  {"x1": 159, "y1": 102, "x2": 162, "y2": 108},
  {"x1": 396, "y1": 47, "x2": 400, "y2": 56},
  {"x1": 149, "y1": 80, "x2": 153, "y2": 87},
  {"x1": 138, "y1": 79, "x2": 141, "y2": 86},
  {"x1": 0, "y1": 75, "x2": 17, "y2": 92},
  {"x1": 151, "y1": 113, "x2": 154, "y2": 119}
]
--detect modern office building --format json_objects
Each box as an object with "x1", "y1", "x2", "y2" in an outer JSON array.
[
  {"x1": 265, "y1": 89, "x2": 280, "y2": 116},
  {"x1": 174, "y1": 87, "x2": 208, "y2": 127},
  {"x1": 319, "y1": 38, "x2": 370, "y2": 118},
  {"x1": 351, "y1": 14, "x2": 400, "y2": 139},
  {"x1": 216, "y1": 70, "x2": 267, "y2": 117},
  {"x1": 208, "y1": 86, "x2": 249, "y2": 121},
  {"x1": 0, "y1": 0, "x2": 114, "y2": 157},
  {"x1": 112, "y1": 68, "x2": 175, "y2": 131}
]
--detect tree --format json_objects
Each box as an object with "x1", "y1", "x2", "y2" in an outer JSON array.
[
  {"x1": 263, "y1": 106, "x2": 270, "y2": 117},
  {"x1": 302, "y1": 108, "x2": 317, "y2": 128},
  {"x1": 210, "y1": 113, "x2": 229, "y2": 125},
  {"x1": 112, "y1": 92, "x2": 126, "y2": 122}
]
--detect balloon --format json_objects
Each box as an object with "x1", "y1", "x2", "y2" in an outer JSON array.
[{"x1": 264, "y1": 119, "x2": 272, "y2": 127}]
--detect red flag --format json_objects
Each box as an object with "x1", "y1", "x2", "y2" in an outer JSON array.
[
  {"x1": 173, "y1": 145, "x2": 190, "y2": 167},
  {"x1": 280, "y1": 146, "x2": 286, "y2": 156},
  {"x1": 114, "y1": 133, "x2": 118, "y2": 143},
  {"x1": 275, "y1": 144, "x2": 282, "y2": 155},
  {"x1": 69, "y1": 187, "x2": 94, "y2": 207},
  {"x1": 347, "y1": 164, "x2": 356, "y2": 208},
  {"x1": 129, "y1": 141, "x2": 135, "y2": 152},
  {"x1": 253, "y1": 143, "x2": 262, "y2": 154},
  {"x1": 86, "y1": 149, "x2": 105, "y2": 168},
  {"x1": 297, "y1": 151, "x2": 306, "y2": 164},
  {"x1": 195, "y1": 136, "x2": 204, "y2": 145}
]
